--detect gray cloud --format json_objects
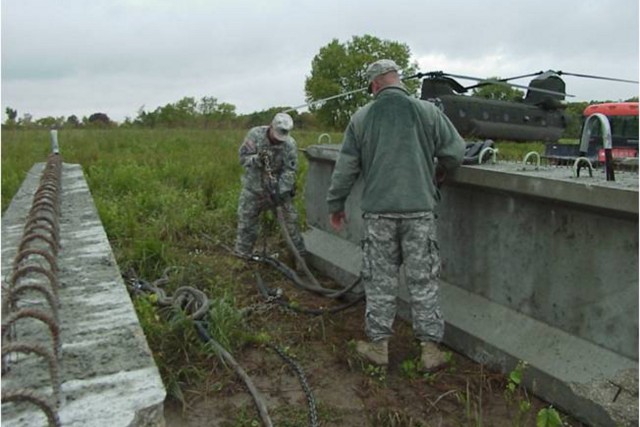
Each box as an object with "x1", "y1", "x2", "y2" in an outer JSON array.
[{"x1": 2, "y1": 0, "x2": 638, "y2": 122}]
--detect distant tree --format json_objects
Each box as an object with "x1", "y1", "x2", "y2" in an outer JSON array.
[
  {"x1": 66, "y1": 115, "x2": 80, "y2": 128},
  {"x1": 18, "y1": 113, "x2": 33, "y2": 127},
  {"x1": 214, "y1": 102, "x2": 237, "y2": 128},
  {"x1": 241, "y1": 107, "x2": 290, "y2": 129},
  {"x1": 4, "y1": 107, "x2": 18, "y2": 128},
  {"x1": 135, "y1": 106, "x2": 157, "y2": 127},
  {"x1": 120, "y1": 117, "x2": 135, "y2": 128},
  {"x1": 471, "y1": 78, "x2": 525, "y2": 102},
  {"x1": 175, "y1": 97, "x2": 198, "y2": 119},
  {"x1": 561, "y1": 101, "x2": 590, "y2": 138},
  {"x1": 199, "y1": 96, "x2": 218, "y2": 115},
  {"x1": 5, "y1": 107, "x2": 17, "y2": 122},
  {"x1": 35, "y1": 116, "x2": 65, "y2": 128},
  {"x1": 305, "y1": 34, "x2": 419, "y2": 130},
  {"x1": 296, "y1": 112, "x2": 319, "y2": 130},
  {"x1": 88, "y1": 112, "x2": 111, "y2": 126}
]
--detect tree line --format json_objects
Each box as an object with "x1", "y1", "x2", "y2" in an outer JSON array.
[
  {"x1": 2, "y1": 100, "x2": 321, "y2": 131},
  {"x1": 3, "y1": 34, "x2": 637, "y2": 139}
]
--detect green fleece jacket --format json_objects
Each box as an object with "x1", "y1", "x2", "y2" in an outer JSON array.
[{"x1": 327, "y1": 85, "x2": 465, "y2": 214}]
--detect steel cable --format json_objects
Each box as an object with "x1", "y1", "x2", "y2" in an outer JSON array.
[{"x1": 125, "y1": 269, "x2": 274, "y2": 427}]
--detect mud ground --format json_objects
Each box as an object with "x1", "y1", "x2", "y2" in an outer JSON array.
[{"x1": 160, "y1": 255, "x2": 586, "y2": 427}]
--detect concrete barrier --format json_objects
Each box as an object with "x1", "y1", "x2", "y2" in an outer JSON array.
[
  {"x1": 1, "y1": 163, "x2": 166, "y2": 426},
  {"x1": 302, "y1": 144, "x2": 638, "y2": 426}
]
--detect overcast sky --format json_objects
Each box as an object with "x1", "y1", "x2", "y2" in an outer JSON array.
[{"x1": 2, "y1": 0, "x2": 639, "y2": 123}]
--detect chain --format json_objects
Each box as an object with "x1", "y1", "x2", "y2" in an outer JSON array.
[
  {"x1": 240, "y1": 298, "x2": 278, "y2": 317},
  {"x1": 269, "y1": 344, "x2": 319, "y2": 427},
  {"x1": 260, "y1": 150, "x2": 279, "y2": 196}
]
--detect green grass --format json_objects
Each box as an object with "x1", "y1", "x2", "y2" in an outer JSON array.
[
  {"x1": 1, "y1": 128, "x2": 334, "y2": 272},
  {"x1": 1, "y1": 128, "x2": 546, "y2": 409},
  {"x1": 1, "y1": 127, "x2": 336, "y2": 401}
]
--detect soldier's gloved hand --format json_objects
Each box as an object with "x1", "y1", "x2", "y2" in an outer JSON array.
[
  {"x1": 257, "y1": 150, "x2": 270, "y2": 167},
  {"x1": 252, "y1": 154, "x2": 263, "y2": 167}
]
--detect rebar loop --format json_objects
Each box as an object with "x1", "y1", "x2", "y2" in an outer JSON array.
[{"x1": 2, "y1": 151, "x2": 63, "y2": 423}]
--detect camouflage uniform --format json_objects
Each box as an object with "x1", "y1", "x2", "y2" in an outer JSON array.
[
  {"x1": 327, "y1": 73, "x2": 465, "y2": 345},
  {"x1": 362, "y1": 212, "x2": 443, "y2": 342},
  {"x1": 234, "y1": 125, "x2": 306, "y2": 256}
]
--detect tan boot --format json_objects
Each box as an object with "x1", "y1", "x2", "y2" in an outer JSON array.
[
  {"x1": 420, "y1": 341, "x2": 448, "y2": 372},
  {"x1": 356, "y1": 340, "x2": 389, "y2": 366}
]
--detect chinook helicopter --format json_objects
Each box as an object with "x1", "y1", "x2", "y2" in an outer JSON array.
[
  {"x1": 288, "y1": 69, "x2": 638, "y2": 144},
  {"x1": 410, "y1": 70, "x2": 639, "y2": 143}
]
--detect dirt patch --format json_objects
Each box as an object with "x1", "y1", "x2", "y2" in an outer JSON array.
[{"x1": 161, "y1": 256, "x2": 584, "y2": 427}]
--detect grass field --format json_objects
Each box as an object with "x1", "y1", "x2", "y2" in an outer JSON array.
[
  {"x1": 2, "y1": 128, "x2": 543, "y2": 279},
  {"x1": 3, "y1": 128, "x2": 569, "y2": 426},
  {"x1": 2, "y1": 128, "x2": 345, "y2": 274}
]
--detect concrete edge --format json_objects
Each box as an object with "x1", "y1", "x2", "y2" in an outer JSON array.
[
  {"x1": 450, "y1": 166, "x2": 637, "y2": 216},
  {"x1": 1, "y1": 163, "x2": 167, "y2": 427}
]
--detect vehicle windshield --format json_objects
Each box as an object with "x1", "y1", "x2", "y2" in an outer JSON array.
[{"x1": 586, "y1": 114, "x2": 639, "y2": 146}]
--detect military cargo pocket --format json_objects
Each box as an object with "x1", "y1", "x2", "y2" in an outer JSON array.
[{"x1": 361, "y1": 230, "x2": 372, "y2": 282}]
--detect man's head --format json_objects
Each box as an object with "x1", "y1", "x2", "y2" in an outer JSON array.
[
  {"x1": 270, "y1": 112, "x2": 294, "y2": 142},
  {"x1": 365, "y1": 59, "x2": 401, "y2": 94}
]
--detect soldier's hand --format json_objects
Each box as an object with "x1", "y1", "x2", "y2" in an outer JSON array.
[
  {"x1": 251, "y1": 154, "x2": 263, "y2": 167},
  {"x1": 329, "y1": 211, "x2": 346, "y2": 232}
]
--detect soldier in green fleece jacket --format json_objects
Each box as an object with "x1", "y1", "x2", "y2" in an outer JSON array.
[{"x1": 326, "y1": 59, "x2": 465, "y2": 371}]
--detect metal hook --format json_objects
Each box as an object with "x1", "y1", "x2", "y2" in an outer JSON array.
[{"x1": 522, "y1": 151, "x2": 540, "y2": 170}]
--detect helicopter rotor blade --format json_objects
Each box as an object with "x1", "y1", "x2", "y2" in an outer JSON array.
[
  {"x1": 463, "y1": 71, "x2": 546, "y2": 91},
  {"x1": 554, "y1": 71, "x2": 639, "y2": 84},
  {"x1": 441, "y1": 72, "x2": 574, "y2": 98}
]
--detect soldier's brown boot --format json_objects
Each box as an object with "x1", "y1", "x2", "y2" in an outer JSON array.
[
  {"x1": 420, "y1": 341, "x2": 448, "y2": 372},
  {"x1": 356, "y1": 340, "x2": 389, "y2": 366}
]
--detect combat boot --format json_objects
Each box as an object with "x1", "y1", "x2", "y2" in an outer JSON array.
[
  {"x1": 356, "y1": 339, "x2": 389, "y2": 366},
  {"x1": 420, "y1": 341, "x2": 448, "y2": 372}
]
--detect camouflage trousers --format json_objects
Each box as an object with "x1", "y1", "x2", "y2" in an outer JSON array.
[
  {"x1": 361, "y1": 212, "x2": 444, "y2": 343},
  {"x1": 234, "y1": 187, "x2": 306, "y2": 255}
]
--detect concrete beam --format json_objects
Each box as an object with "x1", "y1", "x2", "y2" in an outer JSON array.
[
  {"x1": 302, "y1": 144, "x2": 639, "y2": 426},
  {"x1": 303, "y1": 226, "x2": 637, "y2": 426},
  {"x1": 2, "y1": 163, "x2": 166, "y2": 427}
]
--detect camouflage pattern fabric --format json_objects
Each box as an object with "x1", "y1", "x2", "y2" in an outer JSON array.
[
  {"x1": 238, "y1": 125, "x2": 297, "y2": 195},
  {"x1": 361, "y1": 212, "x2": 444, "y2": 343},
  {"x1": 234, "y1": 125, "x2": 305, "y2": 255},
  {"x1": 234, "y1": 187, "x2": 305, "y2": 255}
]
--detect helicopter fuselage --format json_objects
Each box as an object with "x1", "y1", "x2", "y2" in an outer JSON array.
[
  {"x1": 419, "y1": 75, "x2": 567, "y2": 142},
  {"x1": 426, "y1": 94, "x2": 567, "y2": 142}
]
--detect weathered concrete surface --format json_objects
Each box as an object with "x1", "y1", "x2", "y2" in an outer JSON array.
[
  {"x1": 302, "y1": 144, "x2": 639, "y2": 426},
  {"x1": 2, "y1": 163, "x2": 166, "y2": 426}
]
